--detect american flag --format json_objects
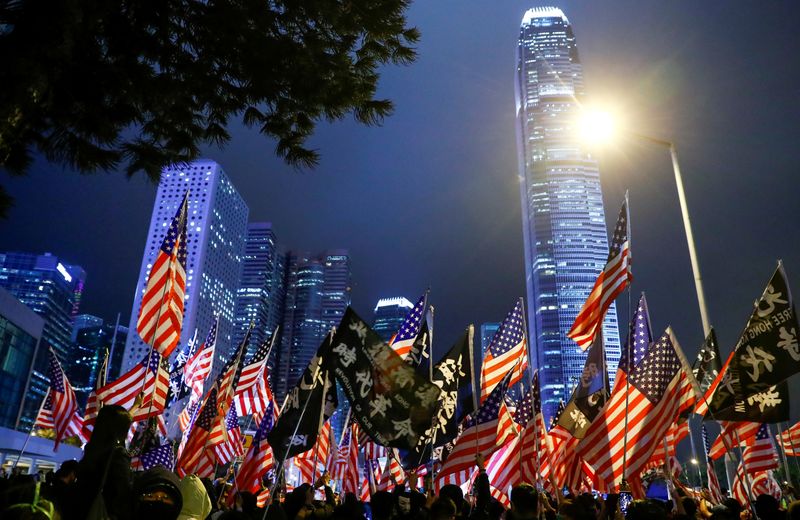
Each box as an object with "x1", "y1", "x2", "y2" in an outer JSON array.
[
  {"x1": 388, "y1": 293, "x2": 427, "y2": 359},
  {"x1": 236, "y1": 400, "x2": 276, "y2": 494},
  {"x1": 213, "y1": 406, "x2": 244, "y2": 465},
  {"x1": 709, "y1": 421, "x2": 761, "y2": 460},
  {"x1": 778, "y1": 420, "x2": 800, "y2": 455},
  {"x1": 486, "y1": 434, "x2": 520, "y2": 499},
  {"x1": 480, "y1": 300, "x2": 528, "y2": 400},
  {"x1": 295, "y1": 421, "x2": 332, "y2": 483},
  {"x1": 177, "y1": 332, "x2": 249, "y2": 477},
  {"x1": 234, "y1": 331, "x2": 278, "y2": 421},
  {"x1": 167, "y1": 329, "x2": 198, "y2": 406},
  {"x1": 568, "y1": 199, "x2": 632, "y2": 351},
  {"x1": 82, "y1": 348, "x2": 109, "y2": 437},
  {"x1": 742, "y1": 424, "x2": 778, "y2": 474},
  {"x1": 331, "y1": 424, "x2": 360, "y2": 494},
  {"x1": 131, "y1": 443, "x2": 175, "y2": 471},
  {"x1": 131, "y1": 356, "x2": 171, "y2": 422},
  {"x1": 376, "y1": 454, "x2": 404, "y2": 491},
  {"x1": 178, "y1": 319, "x2": 218, "y2": 431},
  {"x1": 44, "y1": 349, "x2": 78, "y2": 449},
  {"x1": 35, "y1": 390, "x2": 87, "y2": 445},
  {"x1": 439, "y1": 372, "x2": 517, "y2": 480},
  {"x1": 732, "y1": 464, "x2": 781, "y2": 506},
  {"x1": 645, "y1": 420, "x2": 690, "y2": 471},
  {"x1": 137, "y1": 191, "x2": 189, "y2": 358},
  {"x1": 614, "y1": 293, "x2": 652, "y2": 391},
  {"x1": 702, "y1": 425, "x2": 724, "y2": 503},
  {"x1": 578, "y1": 328, "x2": 695, "y2": 490},
  {"x1": 96, "y1": 350, "x2": 167, "y2": 416},
  {"x1": 695, "y1": 349, "x2": 734, "y2": 416}
]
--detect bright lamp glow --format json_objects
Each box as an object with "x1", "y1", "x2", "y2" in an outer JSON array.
[
  {"x1": 690, "y1": 458, "x2": 699, "y2": 465},
  {"x1": 578, "y1": 109, "x2": 616, "y2": 145}
]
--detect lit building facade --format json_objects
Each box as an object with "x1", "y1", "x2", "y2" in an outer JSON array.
[
  {"x1": 71, "y1": 321, "x2": 128, "y2": 406},
  {"x1": 0, "y1": 287, "x2": 44, "y2": 431},
  {"x1": 371, "y1": 297, "x2": 413, "y2": 342},
  {"x1": 0, "y1": 252, "x2": 86, "y2": 429},
  {"x1": 232, "y1": 222, "x2": 286, "y2": 363},
  {"x1": 122, "y1": 159, "x2": 249, "y2": 384},
  {"x1": 516, "y1": 7, "x2": 621, "y2": 420}
]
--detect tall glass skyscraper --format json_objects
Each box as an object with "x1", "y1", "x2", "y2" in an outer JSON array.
[
  {"x1": 516, "y1": 7, "x2": 621, "y2": 420},
  {"x1": 0, "y1": 252, "x2": 86, "y2": 429},
  {"x1": 371, "y1": 297, "x2": 413, "y2": 342},
  {"x1": 233, "y1": 222, "x2": 286, "y2": 363},
  {"x1": 122, "y1": 159, "x2": 249, "y2": 383}
]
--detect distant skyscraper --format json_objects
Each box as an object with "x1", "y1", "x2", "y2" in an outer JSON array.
[
  {"x1": 71, "y1": 319, "x2": 128, "y2": 406},
  {"x1": 0, "y1": 251, "x2": 86, "y2": 428},
  {"x1": 233, "y1": 222, "x2": 286, "y2": 364},
  {"x1": 479, "y1": 322, "x2": 501, "y2": 358},
  {"x1": 0, "y1": 287, "x2": 44, "y2": 431},
  {"x1": 372, "y1": 297, "x2": 413, "y2": 342},
  {"x1": 71, "y1": 314, "x2": 103, "y2": 342},
  {"x1": 516, "y1": 7, "x2": 621, "y2": 420},
  {"x1": 274, "y1": 250, "x2": 351, "y2": 405},
  {"x1": 122, "y1": 159, "x2": 249, "y2": 384}
]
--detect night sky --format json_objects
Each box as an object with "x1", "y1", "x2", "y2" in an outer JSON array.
[{"x1": 2, "y1": 1, "x2": 799, "y2": 372}]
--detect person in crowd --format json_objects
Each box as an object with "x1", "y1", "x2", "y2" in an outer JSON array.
[
  {"x1": 429, "y1": 497, "x2": 457, "y2": 520},
  {"x1": 177, "y1": 474, "x2": 212, "y2": 520},
  {"x1": 624, "y1": 499, "x2": 668, "y2": 520},
  {"x1": 132, "y1": 466, "x2": 183, "y2": 520},
  {"x1": 755, "y1": 493, "x2": 787, "y2": 520},
  {"x1": 41, "y1": 459, "x2": 78, "y2": 513},
  {"x1": 507, "y1": 484, "x2": 538, "y2": 520},
  {"x1": 2, "y1": 480, "x2": 58, "y2": 520},
  {"x1": 69, "y1": 404, "x2": 133, "y2": 520}
]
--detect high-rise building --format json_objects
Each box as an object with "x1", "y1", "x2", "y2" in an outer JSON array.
[
  {"x1": 515, "y1": 7, "x2": 621, "y2": 420},
  {"x1": 0, "y1": 287, "x2": 44, "y2": 431},
  {"x1": 232, "y1": 222, "x2": 286, "y2": 363},
  {"x1": 0, "y1": 252, "x2": 86, "y2": 429},
  {"x1": 274, "y1": 250, "x2": 351, "y2": 405},
  {"x1": 371, "y1": 297, "x2": 413, "y2": 342},
  {"x1": 71, "y1": 314, "x2": 103, "y2": 342},
  {"x1": 71, "y1": 320, "x2": 128, "y2": 406},
  {"x1": 122, "y1": 159, "x2": 249, "y2": 385}
]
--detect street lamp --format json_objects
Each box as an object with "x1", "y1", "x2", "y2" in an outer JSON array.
[{"x1": 577, "y1": 110, "x2": 712, "y2": 337}]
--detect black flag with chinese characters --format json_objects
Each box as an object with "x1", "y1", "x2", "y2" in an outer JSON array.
[
  {"x1": 267, "y1": 333, "x2": 338, "y2": 460},
  {"x1": 401, "y1": 326, "x2": 477, "y2": 467},
  {"x1": 556, "y1": 330, "x2": 609, "y2": 439},
  {"x1": 331, "y1": 307, "x2": 441, "y2": 452},
  {"x1": 707, "y1": 262, "x2": 796, "y2": 422},
  {"x1": 692, "y1": 328, "x2": 722, "y2": 396}
]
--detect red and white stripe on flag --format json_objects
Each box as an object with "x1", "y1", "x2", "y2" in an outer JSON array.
[
  {"x1": 732, "y1": 465, "x2": 781, "y2": 506},
  {"x1": 331, "y1": 425, "x2": 360, "y2": 494},
  {"x1": 387, "y1": 293, "x2": 427, "y2": 359},
  {"x1": 295, "y1": 422, "x2": 332, "y2": 484},
  {"x1": 567, "y1": 199, "x2": 631, "y2": 351},
  {"x1": 480, "y1": 301, "x2": 528, "y2": 401},
  {"x1": 578, "y1": 329, "x2": 695, "y2": 490},
  {"x1": 709, "y1": 421, "x2": 761, "y2": 460},
  {"x1": 44, "y1": 349, "x2": 79, "y2": 449},
  {"x1": 645, "y1": 420, "x2": 689, "y2": 471},
  {"x1": 707, "y1": 459, "x2": 724, "y2": 503},
  {"x1": 136, "y1": 192, "x2": 189, "y2": 358},
  {"x1": 741, "y1": 424, "x2": 779, "y2": 474},
  {"x1": 486, "y1": 435, "x2": 521, "y2": 497}
]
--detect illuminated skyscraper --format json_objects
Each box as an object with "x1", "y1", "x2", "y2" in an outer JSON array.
[
  {"x1": 516, "y1": 7, "x2": 621, "y2": 420},
  {"x1": 0, "y1": 251, "x2": 86, "y2": 429},
  {"x1": 122, "y1": 159, "x2": 248, "y2": 382},
  {"x1": 372, "y1": 297, "x2": 413, "y2": 342},
  {"x1": 233, "y1": 222, "x2": 286, "y2": 362}
]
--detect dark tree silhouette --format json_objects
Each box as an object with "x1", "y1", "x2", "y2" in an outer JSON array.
[{"x1": 0, "y1": 0, "x2": 419, "y2": 216}]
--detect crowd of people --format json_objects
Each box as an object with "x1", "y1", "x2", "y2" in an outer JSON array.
[{"x1": 2, "y1": 405, "x2": 800, "y2": 520}]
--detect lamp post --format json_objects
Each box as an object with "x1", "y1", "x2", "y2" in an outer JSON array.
[{"x1": 578, "y1": 109, "x2": 730, "y2": 489}]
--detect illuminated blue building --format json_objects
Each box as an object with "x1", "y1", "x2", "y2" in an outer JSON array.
[
  {"x1": 515, "y1": 7, "x2": 621, "y2": 420},
  {"x1": 122, "y1": 159, "x2": 249, "y2": 383},
  {"x1": 0, "y1": 252, "x2": 86, "y2": 430},
  {"x1": 372, "y1": 297, "x2": 413, "y2": 342}
]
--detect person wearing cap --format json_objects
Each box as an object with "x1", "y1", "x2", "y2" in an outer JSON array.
[
  {"x1": 133, "y1": 466, "x2": 184, "y2": 520},
  {"x1": 177, "y1": 474, "x2": 212, "y2": 520}
]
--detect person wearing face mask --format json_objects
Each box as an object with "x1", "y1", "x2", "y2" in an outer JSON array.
[{"x1": 132, "y1": 467, "x2": 184, "y2": 520}]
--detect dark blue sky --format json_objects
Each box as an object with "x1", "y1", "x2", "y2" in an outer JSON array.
[{"x1": 2, "y1": 1, "x2": 799, "y2": 367}]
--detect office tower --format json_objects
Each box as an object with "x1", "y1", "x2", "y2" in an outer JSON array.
[
  {"x1": 0, "y1": 252, "x2": 86, "y2": 429},
  {"x1": 515, "y1": 7, "x2": 621, "y2": 420},
  {"x1": 122, "y1": 159, "x2": 249, "y2": 384},
  {"x1": 371, "y1": 297, "x2": 413, "y2": 342},
  {"x1": 233, "y1": 222, "x2": 286, "y2": 364},
  {"x1": 274, "y1": 250, "x2": 351, "y2": 404},
  {"x1": 71, "y1": 319, "x2": 128, "y2": 406},
  {"x1": 71, "y1": 314, "x2": 103, "y2": 342},
  {"x1": 0, "y1": 287, "x2": 45, "y2": 430},
  {"x1": 479, "y1": 322, "x2": 501, "y2": 358}
]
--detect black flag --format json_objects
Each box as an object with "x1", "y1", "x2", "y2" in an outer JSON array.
[
  {"x1": 708, "y1": 262, "x2": 797, "y2": 422},
  {"x1": 401, "y1": 326, "x2": 477, "y2": 467},
  {"x1": 692, "y1": 328, "x2": 722, "y2": 396},
  {"x1": 406, "y1": 314, "x2": 432, "y2": 376},
  {"x1": 331, "y1": 307, "x2": 441, "y2": 452},
  {"x1": 557, "y1": 331, "x2": 609, "y2": 438},
  {"x1": 268, "y1": 332, "x2": 338, "y2": 460}
]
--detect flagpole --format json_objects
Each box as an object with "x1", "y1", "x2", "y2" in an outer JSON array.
[
  {"x1": 776, "y1": 423, "x2": 793, "y2": 487},
  {"x1": 784, "y1": 422, "x2": 800, "y2": 486},
  {"x1": 266, "y1": 368, "x2": 332, "y2": 514},
  {"x1": 621, "y1": 191, "x2": 632, "y2": 489},
  {"x1": 12, "y1": 391, "x2": 49, "y2": 472}
]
